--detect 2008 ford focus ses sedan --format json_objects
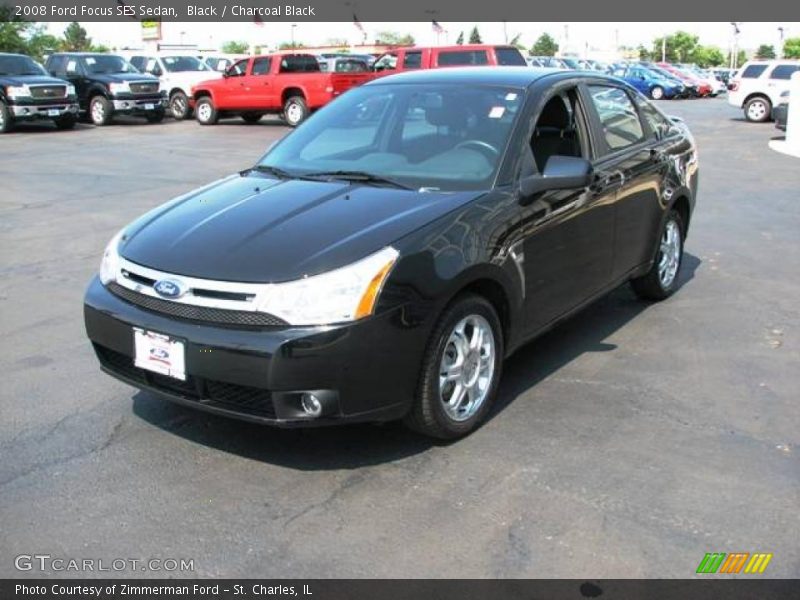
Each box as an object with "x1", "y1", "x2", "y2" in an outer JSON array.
[{"x1": 85, "y1": 68, "x2": 698, "y2": 439}]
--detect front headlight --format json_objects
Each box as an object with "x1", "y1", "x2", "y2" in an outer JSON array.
[
  {"x1": 99, "y1": 230, "x2": 124, "y2": 285},
  {"x1": 256, "y1": 246, "x2": 399, "y2": 326},
  {"x1": 108, "y1": 82, "x2": 130, "y2": 95},
  {"x1": 6, "y1": 84, "x2": 31, "y2": 99},
  {"x1": 66, "y1": 84, "x2": 76, "y2": 96}
]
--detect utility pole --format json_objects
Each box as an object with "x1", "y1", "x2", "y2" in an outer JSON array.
[
  {"x1": 730, "y1": 22, "x2": 741, "y2": 70},
  {"x1": 563, "y1": 24, "x2": 569, "y2": 55},
  {"x1": 778, "y1": 26, "x2": 785, "y2": 58}
]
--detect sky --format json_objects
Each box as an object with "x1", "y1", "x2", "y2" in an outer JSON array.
[{"x1": 45, "y1": 21, "x2": 798, "y2": 55}]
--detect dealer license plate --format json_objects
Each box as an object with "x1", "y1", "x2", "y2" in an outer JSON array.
[
  {"x1": 133, "y1": 328, "x2": 186, "y2": 380},
  {"x1": 144, "y1": 103, "x2": 155, "y2": 110},
  {"x1": 47, "y1": 109, "x2": 60, "y2": 117}
]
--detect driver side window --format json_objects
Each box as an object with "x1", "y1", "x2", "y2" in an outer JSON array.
[
  {"x1": 529, "y1": 88, "x2": 587, "y2": 174},
  {"x1": 227, "y1": 59, "x2": 248, "y2": 77}
]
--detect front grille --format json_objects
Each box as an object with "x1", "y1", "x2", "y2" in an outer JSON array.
[
  {"x1": 130, "y1": 82, "x2": 159, "y2": 94},
  {"x1": 30, "y1": 85, "x2": 66, "y2": 99},
  {"x1": 107, "y1": 282, "x2": 288, "y2": 328},
  {"x1": 94, "y1": 345, "x2": 276, "y2": 418}
]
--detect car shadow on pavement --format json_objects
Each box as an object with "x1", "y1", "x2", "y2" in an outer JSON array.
[{"x1": 132, "y1": 252, "x2": 701, "y2": 470}]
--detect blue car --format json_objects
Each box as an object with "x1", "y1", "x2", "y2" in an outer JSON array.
[{"x1": 611, "y1": 66, "x2": 684, "y2": 100}]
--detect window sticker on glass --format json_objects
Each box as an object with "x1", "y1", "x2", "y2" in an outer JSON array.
[
  {"x1": 66, "y1": 60, "x2": 77, "y2": 71},
  {"x1": 505, "y1": 93, "x2": 518, "y2": 101},
  {"x1": 86, "y1": 57, "x2": 96, "y2": 65},
  {"x1": 489, "y1": 106, "x2": 506, "y2": 119}
]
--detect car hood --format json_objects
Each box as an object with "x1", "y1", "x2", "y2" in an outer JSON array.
[
  {"x1": 93, "y1": 72, "x2": 159, "y2": 84},
  {"x1": 120, "y1": 172, "x2": 482, "y2": 283},
  {"x1": 1, "y1": 74, "x2": 69, "y2": 86}
]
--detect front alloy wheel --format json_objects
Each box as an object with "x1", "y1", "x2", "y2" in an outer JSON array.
[
  {"x1": 405, "y1": 294, "x2": 503, "y2": 439},
  {"x1": 650, "y1": 85, "x2": 664, "y2": 100},
  {"x1": 170, "y1": 91, "x2": 190, "y2": 120}
]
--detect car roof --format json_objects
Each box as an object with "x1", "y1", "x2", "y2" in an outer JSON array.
[{"x1": 365, "y1": 66, "x2": 609, "y2": 88}]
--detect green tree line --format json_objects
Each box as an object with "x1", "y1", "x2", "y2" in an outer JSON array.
[{"x1": 1, "y1": 12, "x2": 108, "y2": 61}]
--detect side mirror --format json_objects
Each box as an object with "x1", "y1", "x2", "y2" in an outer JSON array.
[{"x1": 519, "y1": 156, "x2": 593, "y2": 203}]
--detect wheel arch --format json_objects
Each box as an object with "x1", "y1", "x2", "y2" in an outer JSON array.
[{"x1": 281, "y1": 86, "x2": 307, "y2": 105}]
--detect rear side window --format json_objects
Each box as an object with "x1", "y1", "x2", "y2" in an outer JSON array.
[
  {"x1": 495, "y1": 47, "x2": 526, "y2": 66},
  {"x1": 769, "y1": 64, "x2": 800, "y2": 80},
  {"x1": 279, "y1": 55, "x2": 320, "y2": 73},
  {"x1": 587, "y1": 85, "x2": 645, "y2": 152},
  {"x1": 437, "y1": 50, "x2": 489, "y2": 66},
  {"x1": 403, "y1": 51, "x2": 422, "y2": 70},
  {"x1": 741, "y1": 64, "x2": 768, "y2": 78}
]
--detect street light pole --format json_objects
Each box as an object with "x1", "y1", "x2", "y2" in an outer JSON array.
[
  {"x1": 291, "y1": 24, "x2": 297, "y2": 47},
  {"x1": 778, "y1": 27, "x2": 785, "y2": 58}
]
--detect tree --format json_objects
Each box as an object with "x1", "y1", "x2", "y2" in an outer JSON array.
[
  {"x1": 61, "y1": 22, "x2": 92, "y2": 52},
  {"x1": 692, "y1": 45, "x2": 725, "y2": 68},
  {"x1": 324, "y1": 37, "x2": 349, "y2": 49},
  {"x1": 221, "y1": 40, "x2": 249, "y2": 54},
  {"x1": 455, "y1": 31, "x2": 464, "y2": 45},
  {"x1": 755, "y1": 44, "x2": 776, "y2": 59},
  {"x1": 468, "y1": 26, "x2": 482, "y2": 44},
  {"x1": 0, "y1": 7, "x2": 31, "y2": 54},
  {"x1": 652, "y1": 31, "x2": 699, "y2": 63},
  {"x1": 727, "y1": 49, "x2": 748, "y2": 68},
  {"x1": 509, "y1": 33, "x2": 525, "y2": 50},
  {"x1": 278, "y1": 41, "x2": 305, "y2": 50},
  {"x1": 784, "y1": 37, "x2": 800, "y2": 59},
  {"x1": 27, "y1": 30, "x2": 61, "y2": 61},
  {"x1": 530, "y1": 33, "x2": 558, "y2": 57},
  {"x1": 637, "y1": 45, "x2": 650, "y2": 61},
  {"x1": 374, "y1": 31, "x2": 414, "y2": 46}
]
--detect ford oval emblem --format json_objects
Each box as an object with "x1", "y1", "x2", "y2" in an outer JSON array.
[{"x1": 153, "y1": 279, "x2": 187, "y2": 299}]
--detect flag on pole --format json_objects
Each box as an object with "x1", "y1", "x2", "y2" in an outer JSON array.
[
  {"x1": 353, "y1": 14, "x2": 365, "y2": 33},
  {"x1": 432, "y1": 20, "x2": 444, "y2": 34}
]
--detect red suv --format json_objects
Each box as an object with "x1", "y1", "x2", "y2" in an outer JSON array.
[{"x1": 372, "y1": 45, "x2": 527, "y2": 75}]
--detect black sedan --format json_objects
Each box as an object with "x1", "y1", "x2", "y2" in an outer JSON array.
[{"x1": 85, "y1": 68, "x2": 699, "y2": 439}]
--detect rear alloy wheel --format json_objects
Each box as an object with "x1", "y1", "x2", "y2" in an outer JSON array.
[
  {"x1": 631, "y1": 209, "x2": 685, "y2": 301},
  {"x1": 744, "y1": 96, "x2": 771, "y2": 122},
  {"x1": 90, "y1": 95, "x2": 113, "y2": 126},
  {"x1": 195, "y1": 97, "x2": 218, "y2": 125},
  {"x1": 405, "y1": 294, "x2": 503, "y2": 439},
  {"x1": 170, "y1": 91, "x2": 190, "y2": 120},
  {"x1": 0, "y1": 100, "x2": 11, "y2": 133},
  {"x1": 283, "y1": 96, "x2": 308, "y2": 127},
  {"x1": 650, "y1": 85, "x2": 664, "y2": 100}
]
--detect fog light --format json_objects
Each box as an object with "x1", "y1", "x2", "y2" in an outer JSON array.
[{"x1": 300, "y1": 393, "x2": 323, "y2": 417}]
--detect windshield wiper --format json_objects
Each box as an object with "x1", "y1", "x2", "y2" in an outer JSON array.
[
  {"x1": 250, "y1": 164, "x2": 297, "y2": 179},
  {"x1": 302, "y1": 170, "x2": 412, "y2": 190}
]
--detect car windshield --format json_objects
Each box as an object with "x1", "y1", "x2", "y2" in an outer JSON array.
[
  {"x1": 81, "y1": 55, "x2": 137, "y2": 74},
  {"x1": 0, "y1": 55, "x2": 47, "y2": 76},
  {"x1": 162, "y1": 55, "x2": 209, "y2": 72},
  {"x1": 259, "y1": 83, "x2": 525, "y2": 192}
]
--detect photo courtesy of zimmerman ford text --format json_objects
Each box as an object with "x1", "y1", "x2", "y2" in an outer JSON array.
[{"x1": 0, "y1": 0, "x2": 798, "y2": 598}]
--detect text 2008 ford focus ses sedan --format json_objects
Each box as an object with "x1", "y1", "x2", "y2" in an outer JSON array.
[{"x1": 85, "y1": 68, "x2": 698, "y2": 439}]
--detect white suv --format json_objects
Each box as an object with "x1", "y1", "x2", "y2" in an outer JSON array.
[
  {"x1": 728, "y1": 59, "x2": 800, "y2": 122},
  {"x1": 125, "y1": 54, "x2": 222, "y2": 120}
]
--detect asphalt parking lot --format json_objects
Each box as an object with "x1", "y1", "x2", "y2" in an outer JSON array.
[{"x1": 1, "y1": 98, "x2": 798, "y2": 578}]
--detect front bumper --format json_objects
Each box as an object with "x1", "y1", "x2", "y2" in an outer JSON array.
[
  {"x1": 110, "y1": 96, "x2": 167, "y2": 114},
  {"x1": 10, "y1": 102, "x2": 79, "y2": 119},
  {"x1": 84, "y1": 277, "x2": 428, "y2": 427}
]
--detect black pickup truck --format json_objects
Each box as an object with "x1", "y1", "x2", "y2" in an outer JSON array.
[
  {"x1": 0, "y1": 53, "x2": 79, "y2": 133},
  {"x1": 44, "y1": 53, "x2": 167, "y2": 126}
]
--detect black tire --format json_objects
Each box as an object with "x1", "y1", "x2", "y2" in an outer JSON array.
[
  {"x1": 0, "y1": 99, "x2": 12, "y2": 133},
  {"x1": 54, "y1": 114, "x2": 76, "y2": 130},
  {"x1": 282, "y1": 95, "x2": 308, "y2": 127},
  {"x1": 195, "y1": 96, "x2": 218, "y2": 125},
  {"x1": 89, "y1": 95, "x2": 113, "y2": 126},
  {"x1": 631, "y1": 209, "x2": 685, "y2": 301},
  {"x1": 744, "y1": 96, "x2": 771, "y2": 122},
  {"x1": 241, "y1": 112, "x2": 264, "y2": 124},
  {"x1": 404, "y1": 294, "x2": 504, "y2": 440},
  {"x1": 650, "y1": 85, "x2": 664, "y2": 100},
  {"x1": 169, "y1": 91, "x2": 191, "y2": 120},
  {"x1": 146, "y1": 110, "x2": 165, "y2": 124}
]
